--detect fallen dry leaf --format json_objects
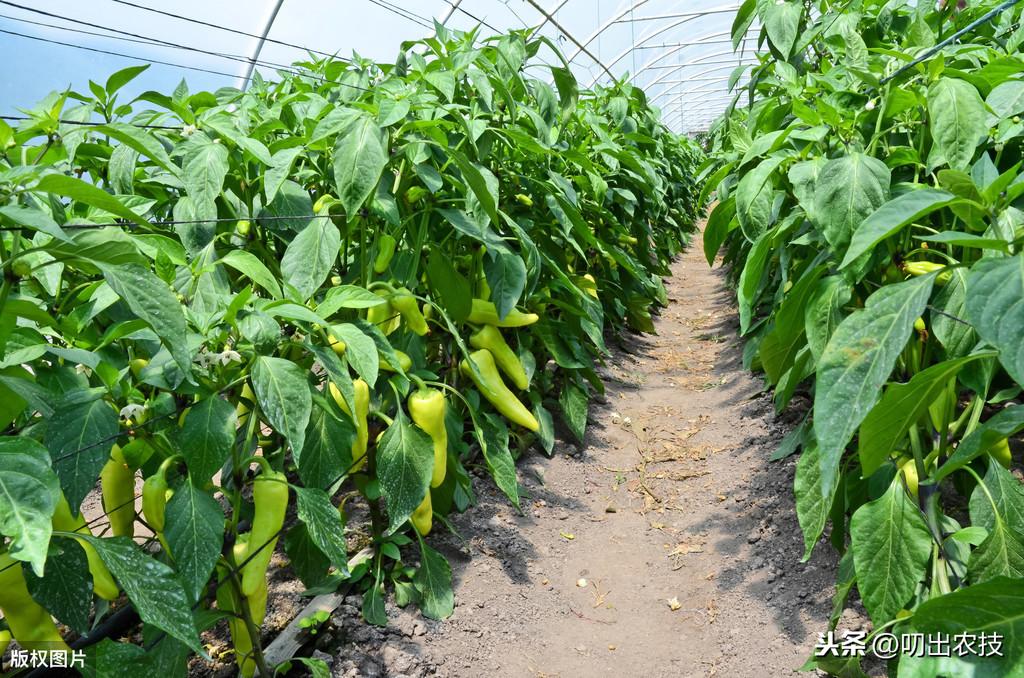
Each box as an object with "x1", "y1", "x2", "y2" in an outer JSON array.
[{"x1": 667, "y1": 596, "x2": 682, "y2": 611}]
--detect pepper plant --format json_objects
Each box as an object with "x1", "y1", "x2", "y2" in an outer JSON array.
[
  {"x1": 705, "y1": 0, "x2": 1024, "y2": 674},
  {"x1": 0, "y1": 24, "x2": 702, "y2": 676}
]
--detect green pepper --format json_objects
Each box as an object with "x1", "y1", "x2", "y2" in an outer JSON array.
[
  {"x1": 143, "y1": 455, "x2": 181, "y2": 538},
  {"x1": 217, "y1": 533, "x2": 266, "y2": 678},
  {"x1": 410, "y1": 491, "x2": 432, "y2": 536},
  {"x1": 330, "y1": 378, "x2": 370, "y2": 472},
  {"x1": 100, "y1": 443, "x2": 135, "y2": 538},
  {"x1": 904, "y1": 260, "x2": 952, "y2": 285},
  {"x1": 0, "y1": 629, "x2": 11, "y2": 658},
  {"x1": 380, "y1": 349, "x2": 413, "y2": 373},
  {"x1": 0, "y1": 551, "x2": 71, "y2": 652},
  {"x1": 367, "y1": 290, "x2": 401, "y2": 335},
  {"x1": 52, "y1": 494, "x2": 119, "y2": 601},
  {"x1": 240, "y1": 457, "x2": 289, "y2": 598},
  {"x1": 409, "y1": 387, "x2": 448, "y2": 487},
  {"x1": 466, "y1": 299, "x2": 539, "y2": 328},
  {"x1": 374, "y1": 233, "x2": 397, "y2": 274},
  {"x1": 469, "y1": 325, "x2": 529, "y2": 390},
  {"x1": 460, "y1": 349, "x2": 540, "y2": 431},
  {"x1": 390, "y1": 287, "x2": 430, "y2": 335}
]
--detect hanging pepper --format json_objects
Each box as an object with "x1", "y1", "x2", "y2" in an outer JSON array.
[
  {"x1": 217, "y1": 533, "x2": 267, "y2": 678},
  {"x1": 329, "y1": 378, "x2": 370, "y2": 472},
  {"x1": 410, "y1": 491, "x2": 432, "y2": 536},
  {"x1": 373, "y1": 233, "x2": 398, "y2": 274},
  {"x1": 52, "y1": 494, "x2": 119, "y2": 601},
  {"x1": 380, "y1": 349, "x2": 413, "y2": 373},
  {"x1": 460, "y1": 349, "x2": 540, "y2": 431},
  {"x1": 989, "y1": 437, "x2": 1013, "y2": 468},
  {"x1": 327, "y1": 333, "x2": 347, "y2": 357},
  {"x1": 0, "y1": 551, "x2": 71, "y2": 652},
  {"x1": 0, "y1": 629, "x2": 10, "y2": 658},
  {"x1": 367, "y1": 291, "x2": 401, "y2": 335},
  {"x1": 409, "y1": 387, "x2": 448, "y2": 487},
  {"x1": 142, "y1": 455, "x2": 181, "y2": 546},
  {"x1": 100, "y1": 443, "x2": 135, "y2": 538},
  {"x1": 469, "y1": 325, "x2": 529, "y2": 390},
  {"x1": 390, "y1": 288, "x2": 430, "y2": 335},
  {"x1": 240, "y1": 457, "x2": 289, "y2": 598},
  {"x1": 236, "y1": 382, "x2": 257, "y2": 428},
  {"x1": 904, "y1": 260, "x2": 952, "y2": 285},
  {"x1": 466, "y1": 299, "x2": 539, "y2": 327}
]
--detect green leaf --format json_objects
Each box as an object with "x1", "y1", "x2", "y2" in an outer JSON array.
[
  {"x1": 479, "y1": 413, "x2": 520, "y2": 508},
  {"x1": 966, "y1": 254, "x2": 1024, "y2": 384},
  {"x1": 164, "y1": 482, "x2": 224, "y2": 602},
  {"x1": 99, "y1": 263, "x2": 192, "y2": 378},
  {"x1": 47, "y1": 397, "x2": 118, "y2": 514},
  {"x1": 281, "y1": 219, "x2": 340, "y2": 302},
  {"x1": 794, "y1": 441, "x2": 837, "y2": 561},
  {"x1": 858, "y1": 353, "x2": 991, "y2": 477},
  {"x1": 970, "y1": 461, "x2": 1024, "y2": 532},
  {"x1": 414, "y1": 539, "x2": 454, "y2": 620},
  {"x1": 95, "y1": 122, "x2": 180, "y2": 179},
  {"x1": 969, "y1": 519, "x2": 1024, "y2": 584},
  {"x1": 0, "y1": 204, "x2": 71, "y2": 241},
  {"x1": 484, "y1": 250, "x2": 527, "y2": 320},
  {"x1": 928, "y1": 77, "x2": 987, "y2": 171},
  {"x1": 35, "y1": 174, "x2": 151, "y2": 227},
  {"x1": 424, "y1": 70, "x2": 456, "y2": 102},
  {"x1": 294, "y1": 486, "x2": 349, "y2": 576},
  {"x1": 732, "y1": 0, "x2": 758, "y2": 49},
  {"x1": 814, "y1": 275, "x2": 935, "y2": 495},
  {"x1": 427, "y1": 249, "x2": 472, "y2": 322},
  {"x1": 738, "y1": 227, "x2": 774, "y2": 334},
  {"x1": 177, "y1": 396, "x2": 236, "y2": 485},
  {"x1": 316, "y1": 285, "x2": 387, "y2": 316},
  {"x1": 333, "y1": 114, "x2": 388, "y2": 215},
  {"x1": 437, "y1": 207, "x2": 508, "y2": 253},
  {"x1": 0, "y1": 437, "x2": 60, "y2": 576},
  {"x1": 284, "y1": 523, "x2": 332, "y2": 588},
  {"x1": 939, "y1": 405, "x2": 1024, "y2": 481},
  {"x1": 297, "y1": 404, "x2": 355, "y2": 489},
  {"x1": 558, "y1": 379, "x2": 588, "y2": 443},
  {"x1": 251, "y1": 357, "x2": 312, "y2": 454},
  {"x1": 182, "y1": 138, "x2": 229, "y2": 206},
  {"x1": 362, "y1": 582, "x2": 388, "y2": 626},
  {"x1": 26, "y1": 538, "x2": 92, "y2": 632},
  {"x1": 702, "y1": 197, "x2": 736, "y2": 265},
  {"x1": 331, "y1": 323, "x2": 379, "y2": 387},
  {"x1": 450, "y1": 153, "x2": 501, "y2": 227},
  {"x1": 931, "y1": 268, "x2": 977, "y2": 359},
  {"x1": 813, "y1": 153, "x2": 890, "y2": 252},
  {"x1": 735, "y1": 156, "x2": 784, "y2": 239},
  {"x1": 849, "y1": 478, "x2": 932, "y2": 624},
  {"x1": 220, "y1": 250, "x2": 283, "y2": 299},
  {"x1": 761, "y1": 264, "x2": 826, "y2": 383},
  {"x1": 106, "y1": 64, "x2": 149, "y2": 93},
  {"x1": 804, "y1": 275, "x2": 851, "y2": 363},
  {"x1": 377, "y1": 406, "x2": 434, "y2": 534},
  {"x1": 80, "y1": 535, "x2": 203, "y2": 653},
  {"x1": 840, "y1": 188, "x2": 958, "y2": 268},
  {"x1": 759, "y1": 0, "x2": 803, "y2": 60}
]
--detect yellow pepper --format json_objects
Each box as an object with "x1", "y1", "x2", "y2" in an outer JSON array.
[{"x1": 460, "y1": 349, "x2": 540, "y2": 431}]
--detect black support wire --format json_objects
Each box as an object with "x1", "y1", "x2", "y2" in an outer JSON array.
[
  {"x1": 364, "y1": 0, "x2": 434, "y2": 30},
  {"x1": 442, "y1": 0, "x2": 504, "y2": 36},
  {"x1": 0, "y1": 114, "x2": 181, "y2": 130},
  {"x1": 106, "y1": 0, "x2": 348, "y2": 62}
]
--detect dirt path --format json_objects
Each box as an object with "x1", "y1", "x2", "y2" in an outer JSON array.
[{"x1": 325, "y1": 230, "x2": 843, "y2": 678}]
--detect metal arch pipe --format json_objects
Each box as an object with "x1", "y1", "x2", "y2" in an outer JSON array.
[
  {"x1": 647, "y1": 73, "x2": 751, "y2": 104},
  {"x1": 613, "y1": 6, "x2": 743, "y2": 24},
  {"x1": 652, "y1": 81, "x2": 745, "y2": 109},
  {"x1": 533, "y1": 0, "x2": 574, "y2": 36},
  {"x1": 623, "y1": 29, "x2": 758, "y2": 87},
  {"x1": 636, "y1": 48, "x2": 759, "y2": 91},
  {"x1": 524, "y1": 0, "x2": 615, "y2": 80},
  {"x1": 587, "y1": 11, "x2": 754, "y2": 87},
  {"x1": 661, "y1": 97, "x2": 739, "y2": 125},
  {"x1": 563, "y1": 0, "x2": 653, "y2": 64},
  {"x1": 642, "y1": 62, "x2": 753, "y2": 98},
  {"x1": 241, "y1": 0, "x2": 286, "y2": 90},
  {"x1": 438, "y1": 0, "x2": 464, "y2": 25}
]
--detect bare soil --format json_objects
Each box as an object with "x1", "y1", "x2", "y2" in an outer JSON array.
[{"x1": 315, "y1": 231, "x2": 849, "y2": 678}]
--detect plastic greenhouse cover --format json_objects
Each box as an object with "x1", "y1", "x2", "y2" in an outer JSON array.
[{"x1": 0, "y1": 0, "x2": 759, "y2": 132}]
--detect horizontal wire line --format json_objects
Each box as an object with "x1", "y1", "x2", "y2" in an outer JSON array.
[{"x1": 1, "y1": 114, "x2": 180, "y2": 130}]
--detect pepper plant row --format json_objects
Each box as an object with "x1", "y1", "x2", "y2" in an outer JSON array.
[
  {"x1": 704, "y1": 0, "x2": 1024, "y2": 675},
  {"x1": 0, "y1": 25, "x2": 703, "y2": 676}
]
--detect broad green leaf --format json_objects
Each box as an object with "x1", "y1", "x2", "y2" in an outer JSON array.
[
  {"x1": 794, "y1": 441, "x2": 837, "y2": 561},
  {"x1": 294, "y1": 486, "x2": 349, "y2": 576},
  {"x1": 80, "y1": 535, "x2": 203, "y2": 653},
  {"x1": 813, "y1": 153, "x2": 890, "y2": 252},
  {"x1": 95, "y1": 122, "x2": 180, "y2": 179},
  {"x1": 316, "y1": 285, "x2": 387, "y2": 317},
  {"x1": 850, "y1": 478, "x2": 932, "y2": 624},
  {"x1": 177, "y1": 396, "x2": 236, "y2": 485},
  {"x1": 0, "y1": 204, "x2": 70, "y2": 241},
  {"x1": 928, "y1": 78, "x2": 987, "y2": 171},
  {"x1": 99, "y1": 263, "x2": 192, "y2": 378},
  {"x1": 759, "y1": 0, "x2": 803, "y2": 60},
  {"x1": 297, "y1": 404, "x2": 355, "y2": 489},
  {"x1": 931, "y1": 268, "x2": 977, "y2": 359},
  {"x1": 479, "y1": 413, "x2": 520, "y2": 508},
  {"x1": 377, "y1": 406, "x2": 434, "y2": 535},
  {"x1": 427, "y1": 248, "x2": 472, "y2": 322},
  {"x1": 424, "y1": 70, "x2": 456, "y2": 102},
  {"x1": 814, "y1": 275, "x2": 935, "y2": 493},
  {"x1": 363, "y1": 581, "x2": 387, "y2": 626},
  {"x1": 265, "y1": 147, "x2": 303, "y2": 203},
  {"x1": 966, "y1": 254, "x2": 1024, "y2": 384},
  {"x1": 333, "y1": 114, "x2": 388, "y2": 216},
  {"x1": 251, "y1": 357, "x2": 312, "y2": 454},
  {"x1": 0, "y1": 437, "x2": 60, "y2": 576},
  {"x1": 703, "y1": 197, "x2": 736, "y2": 265},
  {"x1": 164, "y1": 482, "x2": 224, "y2": 602},
  {"x1": 182, "y1": 138, "x2": 229, "y2": 206},
  {"x1": 804, "y1": 275, "x2": 851, "y2": 363},
  {"x1": 738, "y1": 227, "x2": 774, "y2": 334},
  {"x1": 438, "y1": 207, "x2": 508, "y2": 252},
  {"x1": 735, "y1": 156, "x2": 784, "y2": 239},
  {"x1": 987, "y1": 80, "x2": 1024, "y2": 120},
  {"x1": 414, "y1": 539, "x2": 454, "y2": 620},
  {"x1": 969, "y1": 519, "x2": 1024, "y2": 584},
  {"x1": 484, "y1": 250, "x2": 527, "y2": 320},
  {"x1": 47, "y1": 397, "x2": 118, "y2": 515},
  {"x1": 732, "y1": 0, "x2": 758, "y2": 48},
  {"x1": 280, "y1": 218, "x2": 340, "y2": 301},
  {"x1": 939, "y1": 405, "x2": 1024, "y2": 481},
  {"x1": 558, "y1": 379, "x2": 588, "y2": 443},
  {"x1": 761, "y1": 264, "x2": 826, "y2": 383},
  {"x1": 970, "y1": 461, "x2": 1024, "y2": 532},
  {"x1": 26, "y1": 539, "x2": 92, "y2": 632},
  {"x1": 858, "y1": 353, "x2": 991, "y2": 476},
  {"x1": 35, "y1": 174, "x2": 150, "y2": 227},
  {"x1": 105, "y1": 64, "x2": 149, "y2": 94},
  {"x1": 450, "y1": 153, "x2": 501, "y2": 227},
  {"x1": 331, "y1": 323, "x2": 379, "y2": 387},
  {"x1": 283, "y1": 523, "x2": 332, "y2": 589},
  {"x1": 220, "y1": 250, "x2": 283, "y2": 299},
  {"x1": 840, "y1": 188, "x2": 957, "y2": 268}
]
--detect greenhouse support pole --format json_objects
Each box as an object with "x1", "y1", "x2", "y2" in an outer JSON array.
[{"x1": 242, "y1": 0, "x2": 286, "y2": 90}]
